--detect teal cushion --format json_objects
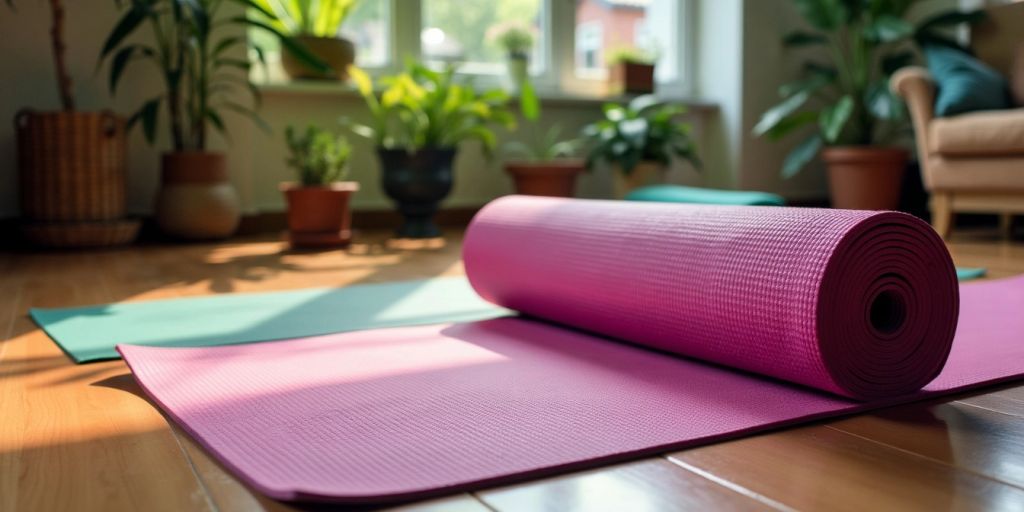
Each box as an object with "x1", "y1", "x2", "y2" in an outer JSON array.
[
  {"x1": 924, "y1": 45, "x2": 1011, "y2": 117},
  {"x1": 625, "y1": 185, "x2": 785, "y2": 206}
]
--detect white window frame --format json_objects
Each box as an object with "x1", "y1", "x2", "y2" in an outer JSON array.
[{"x1": 258, "y1": 0, "x2": 694, "y2": 98}]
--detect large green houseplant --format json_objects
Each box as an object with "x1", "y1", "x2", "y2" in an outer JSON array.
[
  {"x1": 8, "y1": 0, "x2": 139, "y2": 247},
  {"x1": 348, "y1": 62, "x2": 514, "y2": 238},
  {"x1": 251, "y1": 0, "x2": 360, "y2": 80},
  {"x1": 582, "y1": 95, "x2": 699, "y2": 198},
  {"x1": 753, "y1": 0, "x2": 983, "y2": 210},
  {"x1": 100, "y1": 0, "x2": 324, "y2": 239}
]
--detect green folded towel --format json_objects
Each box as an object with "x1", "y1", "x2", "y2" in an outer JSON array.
[{"x1": 626, "y1": 185, "x2": 786, "y2": 206}]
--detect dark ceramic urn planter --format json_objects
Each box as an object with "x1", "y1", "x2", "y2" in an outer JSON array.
[{"x1": 377, "y1": 147, "x2": 456, "y2": 238}]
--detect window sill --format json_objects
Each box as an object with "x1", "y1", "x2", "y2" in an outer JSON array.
[{"x1": 254, "y1": 80, "x2": 719, "y2": 115}]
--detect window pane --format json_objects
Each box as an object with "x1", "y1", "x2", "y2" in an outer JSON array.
[
  {"x1": 575, "y1": 0, "x2": 679, "y2": 81},
  {"x1": 422, "y1": 0, "x2": 544, "y2": 74}
]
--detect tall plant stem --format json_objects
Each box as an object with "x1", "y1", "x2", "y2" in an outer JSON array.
[{"x1": 48, "y1": 0, "x2": 74, "y2": 111}]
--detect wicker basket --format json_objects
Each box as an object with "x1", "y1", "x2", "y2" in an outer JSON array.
[
  {"x1": 21, "y1": 219, "x2": 141, "y2": 249},
  {"x1": 16, "y1": 109, "x2": 127, "y2": 222}
]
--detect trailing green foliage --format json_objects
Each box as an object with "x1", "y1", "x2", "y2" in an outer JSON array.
[
  {"x1": 488, "y1": 21, "x2": 534, "y2": 59},
  {"x1": 249, "y1": 0, "x2": 359, "y2": 37},
  {"x1": 582, "y1": 95, "x2": 699, "y2": 174},
  {"x1": 100, "y1": 0, "x2": 326, "y2": 151},
  {"x1": 285, "y1": 125, "x2": 352, "y2": 186},
  {"x1": 606, "y1": 46, "x2": 657, "y2": 66},
  {"x1": 345, "y1": 61, "x2": 515, "y2": 152},
  {"x1": 754, "y1": 0, "x2": 985, "y2": 178}
]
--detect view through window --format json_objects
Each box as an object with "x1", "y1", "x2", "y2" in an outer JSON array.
[
  {"x1": 574, "y1": 0, "x2": 679, "y2": 82},
  {"x1": 421, "y1": 0, "x2": 544, "y2": 74}
]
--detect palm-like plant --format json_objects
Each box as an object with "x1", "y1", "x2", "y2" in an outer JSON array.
[
  {"x1": 100, "y1": 0, "x2": 324, "y2": 151},
  {"x1": 250, "y1": 0, "x2": 358, "y2": 37},
  {"x1": 753, "y1": 0, "x2": 984, "y2": 178},
  {"x1": 347, "y1": 62, "x2": 515, "y2": 152}
]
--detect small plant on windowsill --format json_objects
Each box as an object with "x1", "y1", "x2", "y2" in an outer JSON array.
[
  {"x1": 502, "y1": 75, "x2": 585, "y2": 198},
  {"x1": 345, "y1": 61, "x2": 515, "y2": 238},
  {"x1": 487, "y1": 21, "x2": 536, "y2": 92},
  {"x1": 280, "y1": 125, "x2": 359, "y2": 248},
  {"x1": 251, "y1": 0, "x2": 360, "y2": 81},
  {"x1": 582, "y1": 95, "x2": 699, "y2": 199},
  {"x1": 607, "y1": 46, "x2": 658, "y2": 95}
]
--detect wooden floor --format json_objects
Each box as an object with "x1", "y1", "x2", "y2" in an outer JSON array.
[{"x1": 2, "y1": 228, "x2": 1024, "y2": 512}]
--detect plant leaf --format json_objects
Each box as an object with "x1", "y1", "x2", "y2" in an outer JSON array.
[
  {"x1": 100, "y1": 4, "x2": 149, "y2": 60},
  {"x1": 865, "y1": 80, "x2": 903, "y2": 120},
  {"x1": 864, "y1": 15, "x2": 913, "y2": 43},
  {"x1": 754, "y1": 89, "x2": 815, "y2": 136},
  {"x1": 782, "y1": 134, "x2": 823, "y2": 179},
  {"x1": 108, "y1": 45, "x2": 154, "y2": 94},
  {"x1": 519, "y1": 79, "x2": 540, "y2": 122},
  {"x1": 819, "y1": 94, "x2": 853, "y2": 143},
  {"x1": 127, "y1": 97, "x2": 161, "y2": 144},
  {"x1": 764, "y1": 110, "x2": 819, "y2": 141},
  {"x1": 916, "y1": 9, "x2": 986, "y2": 34}
]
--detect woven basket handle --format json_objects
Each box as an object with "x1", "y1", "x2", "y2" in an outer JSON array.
[
  {"x1": 100, "y1": 110, "x2": 120, "y2": 138},
  {"x1": 14, "y1": 109, "x2": 33, "y2": 132}
]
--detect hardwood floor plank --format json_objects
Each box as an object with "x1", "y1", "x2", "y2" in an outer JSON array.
[
  {"x1": 957, "y1": 386, "x2": 1024, "y2": 419},
  {"x1": 825, "y1": 396, "x2": 1024, "y2": 488},
  {"x1": 477, "y1": 458, "x2": 776, "y2": 512},
  {"x1": 668, "y1": 425, "x2": 1024, "y2": 512}
]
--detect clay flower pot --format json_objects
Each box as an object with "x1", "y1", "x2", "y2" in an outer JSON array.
[
  {"x1": 156, "y1": 152, "x2": 241, "y2": 240},
  {"x1": 505, "y1": 160, "x2": 584, "y2": 197},
  {"x1": 610, "y1": 62, "x2": 655, "y2": 94},
  {"x1": 281, "y1": 35, "x2": 356, "y2": 81},
  {"x1": 378, "y1": 147, "x2": 456, "y2": 239},
  {"x1": 280, "y1": 182, "x2": 359, "y2": 248},
  {"x1": 822, "y1": 147, "x2": 907, "y2": 210}
]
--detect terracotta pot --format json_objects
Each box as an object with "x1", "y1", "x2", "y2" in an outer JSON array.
[
  {"x1": 609, "y1": 62, "x2": 655, "y2": 95},
  {"x1": 281, "y1": 35, "x2": 356, "y2": 81},
  {"x1": 505, "y1": 160, "x2": 583, "y2": 197},
  {"x1": 613, "y1": 161, "x2": 665, "y2": 199},
  {"x1": 822, "y1": 147, "x2": 907, "y2": 210},
  {"x1": 156, "y1": 152, "x2": 241, "y2": 240},
  {"x1": 15, "y1": 109, "x2": 139, "y2": 247},
  {"x1": 280, "y1": 182, "x2": 359, "y2": 248}
]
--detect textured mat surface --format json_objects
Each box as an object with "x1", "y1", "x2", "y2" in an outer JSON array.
[
  {"x1": 119, "y1": 197, "x2": 1023, "y2": 504},
  {"x1": 33, "y1": 277, "x2": 507, "y2": 362}
]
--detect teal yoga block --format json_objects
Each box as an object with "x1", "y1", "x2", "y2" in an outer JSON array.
[{"x1": 625, "y1": 185, "x2": 786, "y2": 206}]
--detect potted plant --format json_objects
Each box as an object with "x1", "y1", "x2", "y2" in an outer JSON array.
[
  {"x1": 100, "y1": 0, "x2": 324, "y2": 240},
  {"x1": 582, "y1": 95, "x2": 699, "y2": 199},
  {"x1": 753, "y1": 1, "x2": 984, "y2": 210},
  {"x1": 503, "y1": 76, "x2": 584, "y2": 197},
  {"x1": 8, "y1": 0, "x2": 139, "y2": 248},
  {"x1": 347, "y1": 62, "x2": 514, "y2": 238},
  {"x1": 281, "y1": 125, "x2": 359, "y2": 248},
  {"x1": 487, "y1": 21, "x2": 535, "y2": 92},
  {"x1": 251, "y1": 0, "x2": 360, "y2": 81},
  {"x1": 607, "y1": 47, "x2": 657, "y2": 95}
]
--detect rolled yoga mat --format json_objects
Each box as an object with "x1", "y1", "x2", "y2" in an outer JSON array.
[{"x1": 119, "y1": 196, "x2": 1024, "y2": 504}]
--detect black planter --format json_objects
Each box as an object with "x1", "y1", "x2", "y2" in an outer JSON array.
[{"x1": 377, "y1": 147, "x2": 456, "y2": 238}]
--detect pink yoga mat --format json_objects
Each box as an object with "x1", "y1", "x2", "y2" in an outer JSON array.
[{"x1": 119, "y1": 197, "x2": 1024, "y2": 504}]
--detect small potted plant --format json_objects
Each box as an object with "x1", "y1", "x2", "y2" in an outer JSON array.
[
  {"x1": 607, "y1": 47, "x2": 657, "y2": 95},
  {"x1": 251, "y1": 0, "x2": 361, "y2": 81},
  {"x1": 582, "y1": 95, "x2": 699, "y2": 198},
  {"x1": 503, "y1": 76, "x2": 583, "y2": 197},
  {"x1": 9, "y1": 0, "x2": 139, "y2": 248},
  {"x1": 281, "y1": 125, "x2": 359, "y2": 248},
  {"x1": 347, "y1": 62, "x2": 514, "y2": 238},
  {"x1": 101, "y1": 0, "x2": 323, "y2": 240},
  {"x1": 487, "y1": 21, "x2": 535, "y2": 92},
  {"x1": 753, "y1": 0, "x2": 983, "y2": 210}
]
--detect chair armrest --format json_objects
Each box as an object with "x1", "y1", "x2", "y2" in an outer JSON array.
[{"x1": 891, "y1": 67, "x2": 936, "y2": 154}]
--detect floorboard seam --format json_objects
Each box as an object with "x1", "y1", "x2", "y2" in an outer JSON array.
[
  {"x1": 663, "y1": 455, "x2": 797, "y2": 512},
  {"x1": 823, "y1": 424, "x2": 1024, "y2": 491},
  {"x1": 165, "y1": 422, "x2": 221, "y2": 512},
  {"x1": 952, "y1": 399, "x2": 1024, "y2": 419}
]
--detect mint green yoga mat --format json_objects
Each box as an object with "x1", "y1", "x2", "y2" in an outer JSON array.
[
  {"x1": 31, "y1": 277, "x2": 509, "y2": 363},
  {"x1": 957, "y1": 267, "x2": 987, "y2": 281}
]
